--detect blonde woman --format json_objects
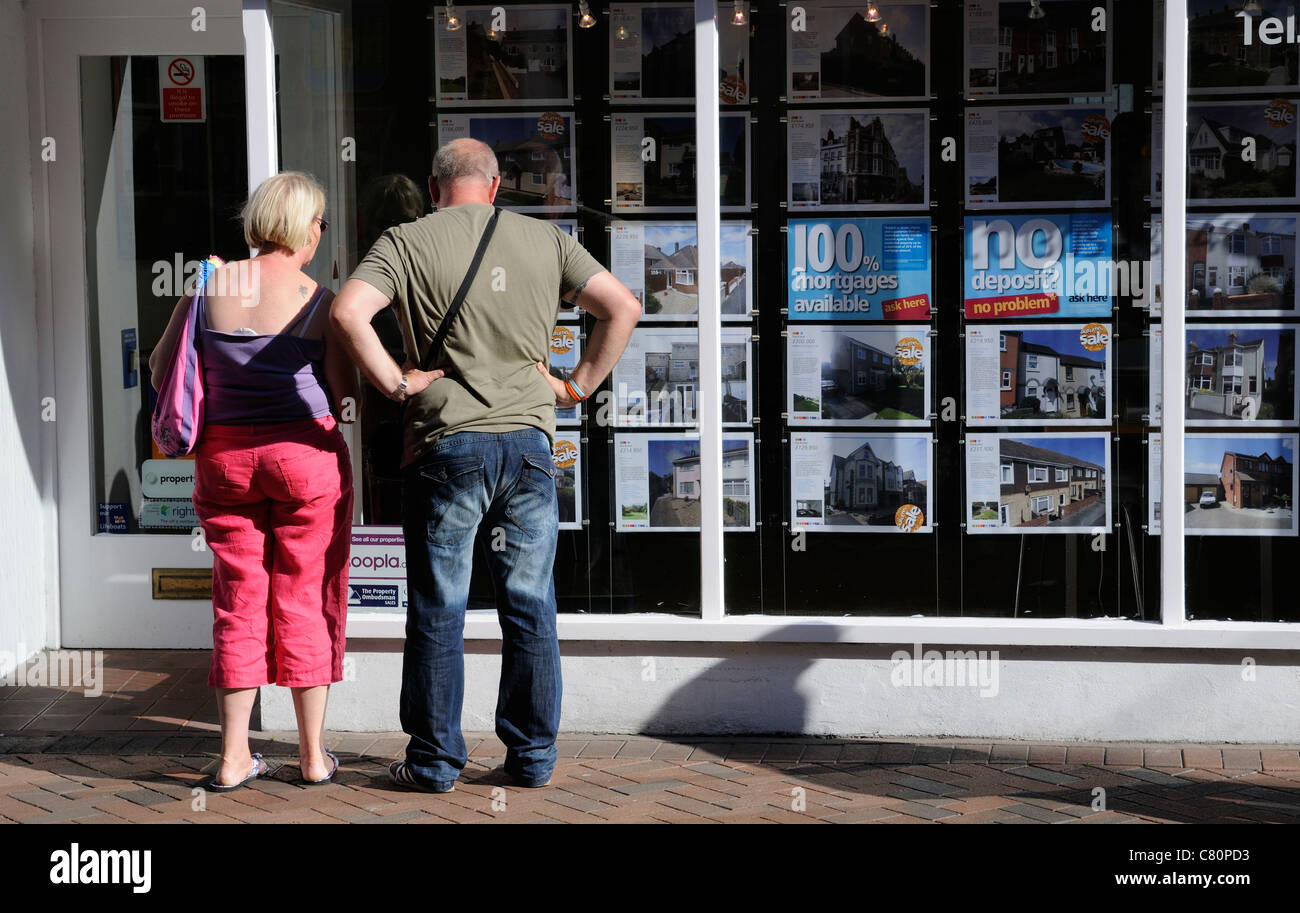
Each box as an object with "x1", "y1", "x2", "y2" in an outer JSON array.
[{"x1": 150, "y1": 172, "x2": 376, "y2": 788}]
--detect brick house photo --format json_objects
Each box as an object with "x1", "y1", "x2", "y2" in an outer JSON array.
[{"x1": 996, "y1": 437, "x2": 1106, "y2": 529}]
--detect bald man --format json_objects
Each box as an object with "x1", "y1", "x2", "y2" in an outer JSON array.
[{"x1": 332, "y1": 139, "x2": 639, "y2": 793}]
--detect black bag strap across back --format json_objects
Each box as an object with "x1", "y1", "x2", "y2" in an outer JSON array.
[{"x1": 413, "y1": 205, "x2": 501, "y2": 375}]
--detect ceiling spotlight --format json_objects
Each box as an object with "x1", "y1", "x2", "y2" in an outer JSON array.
[
  {"x1": 1028, "y1": 0, "x2": 1046, "y2": 19},
  {"x1": 1243, "y1": 0, "x2": 1263, "y2": 14},
  {"x1": 878, "y1": 21, "x2": 888, "y2": 34},
  {"x1": 732, "y1": 1, "x2": 747, "y2": 26},
  {"x1": 578, "y1": 0, "x2": 596, "y2": 28},
  {"x1": 866, "y1": 5, "x2": 881, "y2": 22},
  {"x1": 445, "y1": 1, "x2": 461, "y2": 30}
]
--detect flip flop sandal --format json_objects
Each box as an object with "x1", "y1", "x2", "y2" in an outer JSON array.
[
  {"x1": 302, "y1": 749, "x2": 340, "y2": 786},
  {"x1": 204, "y1": 753, "x2": 268, "y2": 792}
]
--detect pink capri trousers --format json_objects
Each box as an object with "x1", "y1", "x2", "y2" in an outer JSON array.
[{"x1": 192, "y1": 415, "x2": 353, "y2": 689}]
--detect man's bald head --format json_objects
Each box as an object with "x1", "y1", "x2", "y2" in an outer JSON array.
[{"x1": 431, "y1": 138, "x2": 500, "y2": 191}]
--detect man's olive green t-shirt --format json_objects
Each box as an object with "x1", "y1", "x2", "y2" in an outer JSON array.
[{"x1": 351, "y1": 203, "x2": 604, "y2": 467}]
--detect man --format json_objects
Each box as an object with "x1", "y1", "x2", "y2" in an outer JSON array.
[{"x1": 331, "y1": 139, "x2": 640, "y2": 792}]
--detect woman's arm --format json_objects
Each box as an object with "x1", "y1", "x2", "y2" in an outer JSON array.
[{"x1": 148, "y1": 295, "x2": 193, "y2": 391}]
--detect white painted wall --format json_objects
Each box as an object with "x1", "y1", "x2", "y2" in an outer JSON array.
[
  {"x1": 0, "y1": 0, "x2": 50, "y2": 672},
  {"x1": 260, "y1": 644, "x2": 1300, "y2": 742}
]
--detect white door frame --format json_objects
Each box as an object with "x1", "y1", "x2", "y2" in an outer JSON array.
[{"x1": 27, "y1": 0, "x2": 244, "y2": 648}]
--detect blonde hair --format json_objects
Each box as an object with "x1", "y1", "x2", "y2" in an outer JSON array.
[{"x1": 240, "y1": 171, "x2": 326, "y2": 251}]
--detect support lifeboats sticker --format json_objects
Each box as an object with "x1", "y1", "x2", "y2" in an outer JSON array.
[{"x1": 159, "y1": 56, "x2": 205, "y2": 123}]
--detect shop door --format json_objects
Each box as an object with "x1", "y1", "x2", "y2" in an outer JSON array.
[{"x1": 35, "y1": 3, "x2": 246, "y2": 647}]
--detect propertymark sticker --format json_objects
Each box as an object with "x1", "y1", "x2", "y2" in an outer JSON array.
[{"x1": 159, "y1": 56, "x2": 205, "y2": 122}]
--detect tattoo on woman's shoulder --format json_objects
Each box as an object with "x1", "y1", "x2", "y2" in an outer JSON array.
[{"x1": 299, "y1": 284, "x2": 310, "y2": 298}]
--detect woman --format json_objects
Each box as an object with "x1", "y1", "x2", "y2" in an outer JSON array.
[{"x1": 150, "y1": 171, "x2": 356, "y2": 789}]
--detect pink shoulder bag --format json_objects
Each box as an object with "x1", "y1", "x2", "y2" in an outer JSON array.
[{"x1": 151, "y1": 256, "x2": 222, "y2": 457}]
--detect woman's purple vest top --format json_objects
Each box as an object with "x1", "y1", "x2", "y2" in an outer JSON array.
[{"x1": 200, "y1": 285, "x2": 333, "y2": 424}]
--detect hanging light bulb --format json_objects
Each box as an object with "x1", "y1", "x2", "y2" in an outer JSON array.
[
  {"x1": 878, "y1": 21, "x2": 888, "y2": 35},
  {"x1": 732, "y1": 0, "x2": 747, "y2": 26},
  {"x1": 1028, "y1": 0, "x2": 1046, "y2": 20},
  {"x1": 616, "y1": 23, "x2": 628, "y2": 40},
  {"x1": 578, "y1": 0, "x2": 596, "y2": 29},
  {"x1": 866, "y1": 5, "x2": 881, "y2": 22},
  {"x1": 1242, "y1": 0, "x2": 1263, "y2": 14},
  {"x1": 445, "y1": 0, "x2": 461, "y2": 30}
]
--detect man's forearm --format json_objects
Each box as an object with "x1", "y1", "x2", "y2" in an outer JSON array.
[
  {"x1": 331, "y1": 311, "x2": 405, "y2": 396},
  {"x1": 570, "y1": 306, "x2": 638, "y2": 395}
]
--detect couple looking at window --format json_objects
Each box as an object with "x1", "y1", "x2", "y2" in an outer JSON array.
[{"x1": 151, "y1": 139, "x2": 639, "y2": 793}]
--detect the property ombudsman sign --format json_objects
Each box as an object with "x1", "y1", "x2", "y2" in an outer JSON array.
[
  {"x1": 963, "y1": 213, "x2": 1127, "y2": 319},
  {"x1": 787, "y1": 217, "x2": 932, "y2": 321}
]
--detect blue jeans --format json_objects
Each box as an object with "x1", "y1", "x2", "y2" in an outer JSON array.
[{"x1": 399, "y1": 428, "x2": 561, "y2": 788}]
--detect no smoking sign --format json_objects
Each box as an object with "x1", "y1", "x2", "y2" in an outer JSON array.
[{"x1": 158, "y1": 55, "x2": 205, "y2": 123}]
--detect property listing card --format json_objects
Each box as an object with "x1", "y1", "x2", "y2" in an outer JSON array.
[
  {"x1": 787, "y1": 325, "x2": 931, "y2": 426},
  {"x1": 966, "y1": 431, "x2": 1111, "y2": 534},
  {"x1": 613, "y1": 432, "x2": 756, "y2": 532},
  {"x1": 789, "y1": 432, "x2": 933, "y2": 533},
  {"x1": 609, "y1": 220, "x2": 753, "y2": 320},
  {"x1": 611, "y1": 327, "x2": 753, "y2": 427},
  {"x1": 965, "y1": 323, "x2": 1111, "y2": 426}
]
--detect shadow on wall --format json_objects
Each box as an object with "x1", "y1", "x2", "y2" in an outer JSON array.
[{"x1": 634, "y1": 626, "x2": 843, "y2": 736}]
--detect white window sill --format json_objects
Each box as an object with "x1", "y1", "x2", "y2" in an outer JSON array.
[{"x1": 344, "y1": 611, "x2": 1300, "y2": 649}]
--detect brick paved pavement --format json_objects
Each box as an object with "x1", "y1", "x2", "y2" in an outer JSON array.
[{"x1": 1, "y1": 650, "x2": 1298, "y2": 824}]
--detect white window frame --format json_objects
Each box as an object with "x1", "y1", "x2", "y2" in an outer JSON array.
[
  {"x1": 1000, "y1": 463, "x2": 1014, "y2": 484},
  {"x1": 1029, "y1": 466, "x2": 1048, "y2": 483},
  {"x1": 1055, "y1": 468, "x2": 1069, "y2": 482},
  {"x1": 226, "y1": 0, "x2": 1298, "y2": 648}
]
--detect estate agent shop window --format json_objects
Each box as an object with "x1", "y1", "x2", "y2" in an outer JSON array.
[{"x1": 114, "y1": 1, "x2": 1295, "y2": 629}]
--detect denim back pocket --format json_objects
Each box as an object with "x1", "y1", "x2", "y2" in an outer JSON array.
[
  {"x1": 419, "y1": 455, "x2": 487, "y2": 547},
  {"x1": 505, "y1": 450, "x2": 558, "y2": 540}
]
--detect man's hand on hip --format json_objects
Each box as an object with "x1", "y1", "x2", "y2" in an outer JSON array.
[
  {"x1": 402, "y1": 368, "x2": 447, "y2": 399},
  {"x1": 537, "y1": 361, "x2": 577, "y2": 408}
]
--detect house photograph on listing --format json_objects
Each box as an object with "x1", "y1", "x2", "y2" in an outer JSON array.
[
  {"x1": 1184, "y1": 327, "x2": 1296, "y2": 422},
  {"x1": 1187, "y1": 102, "x2": 1298, "y2": 202},
  {"x1": 999, "y1": 328, "x2": 1107, "y2": 420},
  {"x1": 996, "y1": 436, "x2": 1106, "y2": 528},
  {"x1": 1182, "y1": 216, "x2": 1297, "y2": 312},
  {"x1": 641, "y1": 222, "x2": 749, "y2": 317},
  {"x1": 647, "y1": 437, "x2": 753, "y2": 529},
  {"x1": 823, "y1": 435, "x2": 929, "y2": 526},
  {"x1": 1184, "y1": 435, "x2": 1296, "y2": 533}
]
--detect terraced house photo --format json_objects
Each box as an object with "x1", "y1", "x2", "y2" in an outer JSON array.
[
  {"x1": 996, "y1": 437, "x2": 1106, "y2": 528},
  {"x1": 1187, "y1": 0, "x2": 1300, "y2": 91},
  {"x1": 1000, "y1": 329, "x2": 1107, "y2": 420},
  {"x1": 975, "y1": 0, "x2": 1108, "y2": 95}
]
